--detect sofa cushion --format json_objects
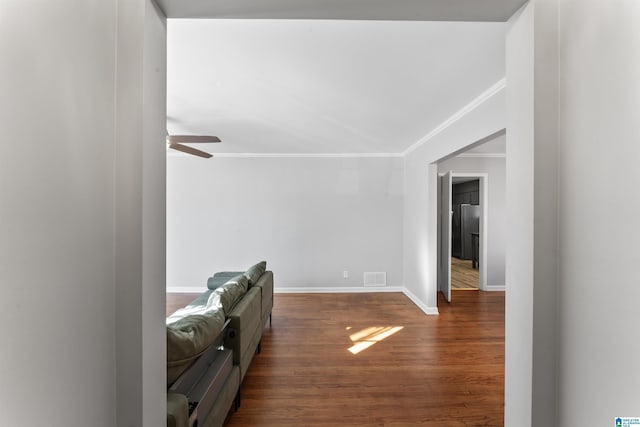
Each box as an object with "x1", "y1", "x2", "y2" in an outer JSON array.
[
  {"x1": 244, "y1": 261, "x2": 267, "y2": 286},
  {"x1": 207, "y1": 271, "x2": 244, "y2": 290},
  {"x1": 186, "y1": 289, "x2": 213, "y2": 309},
  {"x1": 208, "y1": 274, "x2": 248, "y2": 314},
  {"x1": 166, "y1": 306, "x2": 226, "y2": 385}
]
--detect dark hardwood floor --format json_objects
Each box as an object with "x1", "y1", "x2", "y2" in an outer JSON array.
[{"x1": 166, "y1": 291, "x2": 505, "y2": 427}]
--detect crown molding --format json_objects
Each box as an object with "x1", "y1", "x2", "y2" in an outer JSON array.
[
  {"x1": 403, "y1": 78, "x2": 506, "y2": 155},
  {"x1": 167, "y1": 79, "x2": 506, "y2": 160},
  {"x1": 211, "y1": 152, "x2": 404, "y2": 158},
  {"x1": 167, "y1": 151, "x2": 403, "y2": 158}
]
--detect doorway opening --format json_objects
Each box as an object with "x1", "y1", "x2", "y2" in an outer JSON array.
[
  {"x1": 437, "y1": 172, "x2": 489, "y2": 303},
  {"x1": 451, "y1": 178, "x2": 480, "y2": 291},
  {"x1": 435, "y1": 130, "x2": 506, "y2": 305}
]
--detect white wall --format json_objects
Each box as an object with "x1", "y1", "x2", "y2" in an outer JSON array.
[
  {"x1": 531, "y1": 0, "x2": 560, "y2": 424},
  {"x1": 557, "y1": 1, "x2": 640, "y2": 424},
  {"x1": 167, "y1": 156, "x2": 404, "y2": 291},
  {"x1": 507, "y1": 2, "x2": 640, "y2": 426},
  {"x1": 115, "y1": 0, "x2": 167, "y2": 425},
  {"x1": 506, "y1": 1, "x2": 562, "y2": 425},
  {"x1": 403, "y1": 87, "x2": 506, "y2": 313},
  {"x1": 0, "y1": 2, "x2": 167, "y2": 426},
  {"x1": 0, "y1": 2, "x2": 117, "y2": 425},
  {"x1": 142, "y1": 1, "x2": 168, "y2": 425},
  {"x1": 505, "y1": 4, "x2": 535, "y2": 425},
  {"x1": 437, "y1": 145, "x2": 506, "y2": 289}
]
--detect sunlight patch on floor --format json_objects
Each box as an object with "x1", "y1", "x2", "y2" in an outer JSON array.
[{"x1": 346, "y1": 326, "x2": 404, "y2": 355}]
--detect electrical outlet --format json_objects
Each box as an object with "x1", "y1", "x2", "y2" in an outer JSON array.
[{"x1": 343, "y1": 270, "x2": 349, "y2": 279}]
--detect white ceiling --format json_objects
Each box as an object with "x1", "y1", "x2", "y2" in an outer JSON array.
[{"x1": 167, "y1": 19, "x2": 506, "y2": 154}]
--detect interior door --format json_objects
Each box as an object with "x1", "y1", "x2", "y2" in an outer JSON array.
[{"x1": 440, "y1": 171, "x2": 452, "y2": 302}]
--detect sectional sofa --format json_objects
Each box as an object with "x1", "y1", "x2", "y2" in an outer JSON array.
[{"x1": 166, "y1": 261, "x2": 273, "y2": 427}]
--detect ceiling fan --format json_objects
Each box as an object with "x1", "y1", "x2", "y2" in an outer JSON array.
[{"x1": 167, "y1": 134, "x2": 221, "y2": 158}]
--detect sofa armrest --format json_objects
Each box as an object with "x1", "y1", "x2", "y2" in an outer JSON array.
[
  {"x1": 253, "y1": 271, "x2": 273, "y2": 325},
  {"x1": 167, "y1": 393, "x2": 189, "y2": 427},
  {"x1": 225, "y1": 286, "x2": 262, "y2": 381}
]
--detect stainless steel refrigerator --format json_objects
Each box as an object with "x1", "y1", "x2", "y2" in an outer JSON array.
[{"x1": 452, "y1": 204, "x2": 480, "y2": 261}]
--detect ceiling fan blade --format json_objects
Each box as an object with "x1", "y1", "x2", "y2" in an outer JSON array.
[
  {"x1": 167, "y1": 135, "x2": 221, "y2": 143},
  {"x1": 169, "y1": 143, "x2": 213, "y2": 158}
]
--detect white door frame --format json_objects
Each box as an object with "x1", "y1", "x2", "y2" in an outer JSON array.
[
  {"x1": 438, "y1": 171, "x2": 453, "y2": 302},
  {"x1": 438, "y1": 172, "x2": 489, "y2": 291}
]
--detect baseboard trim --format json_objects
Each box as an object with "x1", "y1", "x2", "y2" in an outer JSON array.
[
  {"x1": 484, "y1": 285, "x2": 506, "y2": 291},
  {"x1": 275, "y1": 286, "x2": 404, "y2": 294},
  {"x1": 167, "y1": 285, "x2": 440, "y2": 316},
  {"x1": 402, "y1": 287, "x2": 439, "y2": 315},
  {"x1": 167, "y1": 286, "x2": 205, "y2": 294}
]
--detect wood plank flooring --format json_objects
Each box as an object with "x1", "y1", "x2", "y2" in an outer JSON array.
[
  {"x1": 166, "y1": 291, "x2": 505, "y2": 426},
  {"x1": 451, "y1": 257, "x2": 479, "y2": 290}
]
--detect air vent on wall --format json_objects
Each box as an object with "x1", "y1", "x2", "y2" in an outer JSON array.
[{"x1": 363, "y1": 272, "x2": 387, "y2": 287}]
